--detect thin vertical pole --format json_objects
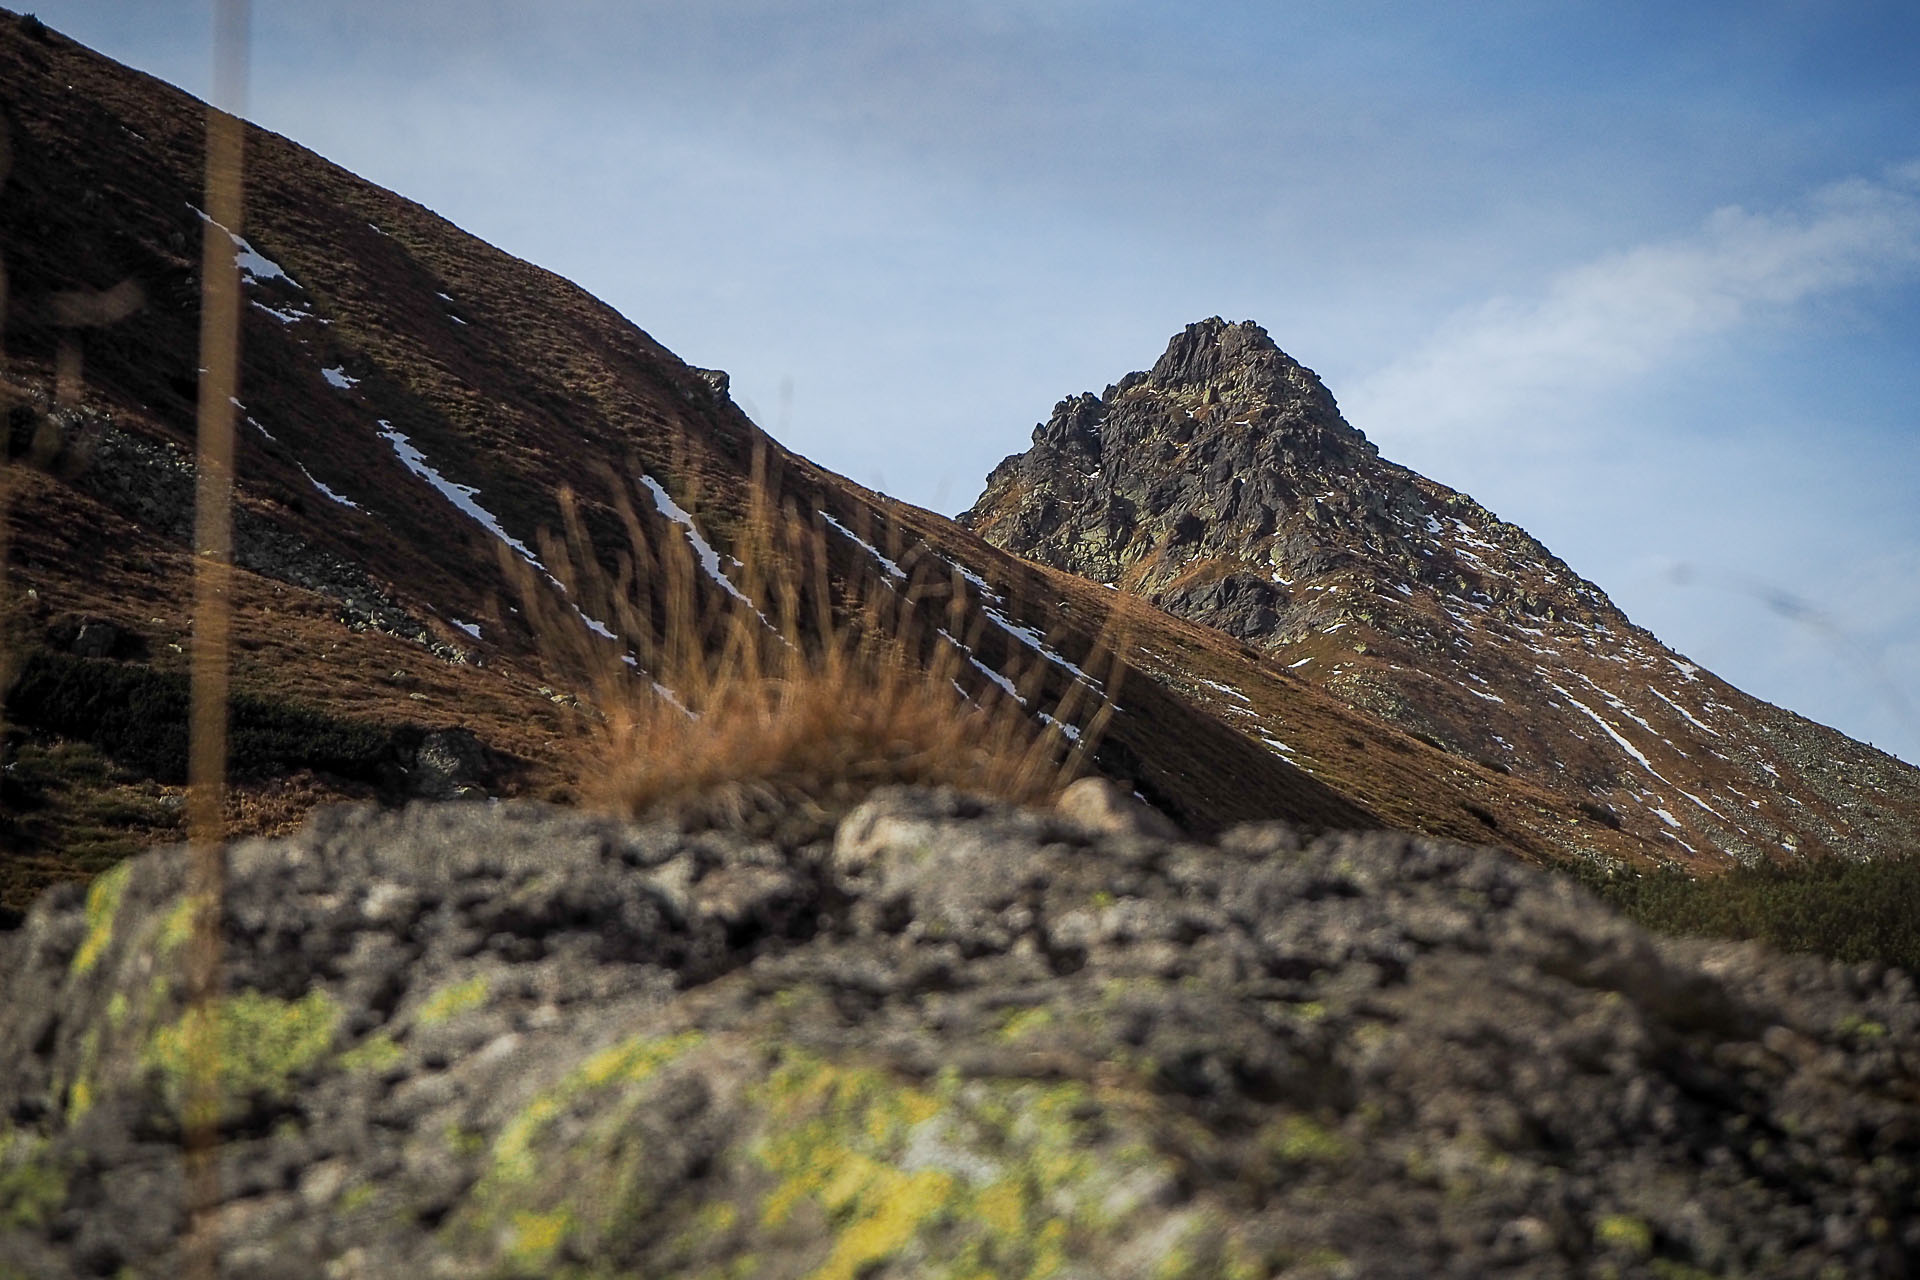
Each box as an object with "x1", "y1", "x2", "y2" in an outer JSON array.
[{"x1": 184, "y1": 2, "x2": 249, "y2": 1276}]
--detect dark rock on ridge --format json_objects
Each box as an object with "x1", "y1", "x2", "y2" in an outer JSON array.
[
  {"x1": 404, "y1": 726, "x2": 496, "y2": 800},
  {"x1": 4, "y1": 795, "x2": 1918, "y2": 1277},
  {"x1": 966, "y1": 319, "x2": 1392, "y2": 613}
]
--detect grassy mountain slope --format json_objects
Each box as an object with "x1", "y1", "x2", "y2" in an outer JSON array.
[{"x1": 0, "y1": 13, "x2": 1801, "y2": 910}]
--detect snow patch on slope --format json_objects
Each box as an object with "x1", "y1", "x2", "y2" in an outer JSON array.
[
  {"x1": 1548, "y1": 680, "x2": 1666, "y2": 781},
  {"x1": 820, "y1": 512, "x2": 907, "y2": 582},
  {"x1": 188, "y1": 204, "x2": 300, "y2": 288},
  {"x1": 379, "y1": 421, "x2": 545, "y2": 570},
  {"x1": 1649, "y1": 685, "x2": 1719, "y2": 735},
  {"x1": 938, "y1": 557, "x2": 1100, "y2": 690},
  {"x1": 299, "y1": 464, "x2": 359, "y2": 509},
  {"x1": 638, "y1": 475, "x2": 768, "y2": 621}
]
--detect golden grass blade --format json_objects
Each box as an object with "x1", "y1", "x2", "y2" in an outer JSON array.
[
  {"x1": 185, "y1": 4, "x2": 250, "y2": 1277},
  {"x1": 0, "y1": 110, "x2": 10, "y2": 763}
]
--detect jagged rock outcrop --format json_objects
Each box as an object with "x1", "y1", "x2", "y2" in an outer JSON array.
[
  {"x1": 964, "y1": 319, "x2": 1920, "y2": 868},
  {"x1": 5, "y1": 796, "x2": 1919, "y2": 1277}
]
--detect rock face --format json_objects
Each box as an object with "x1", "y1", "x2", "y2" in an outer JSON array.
[
  {"x1": 5, "y1": 796, "x2": 1919, "y2": 1277},
  {"x1": 963, "y1": 318, "x2": 1920, "y2": 867}
]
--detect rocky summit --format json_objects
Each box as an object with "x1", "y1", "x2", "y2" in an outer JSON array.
[
  {"x1": 5, "y1": 792, "x2": 1920, "y2": 1278},
  {"x1": 963, "y1": 319, "x2": 1920, "y2": 868}
]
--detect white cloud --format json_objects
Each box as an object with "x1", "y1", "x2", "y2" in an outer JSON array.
[{"x1": 1345, "y1": 165, "x2": 1920, "y2": 441}]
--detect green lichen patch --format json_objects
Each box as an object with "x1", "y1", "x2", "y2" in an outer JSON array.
[
  {"x1": 337, "y1": 1033, "x2": 405, "y2": 1075},
  {"x1": 505, "y1": 1208, "x2": 574, "y2": 1270},
  {"x1": 488, "y1": 1030, "x2": 704, "y2": 1183},
  {"x1": 475, "y1": 1028, "x2": 707, "y2": 1189},
  {"x1": 1649, "y1": 1261, "x2": 1721, "y2": 1280},
  {"x1": 1836, "y1": 1013, "x2": 1888, "y2": 1042},
  {"x1": 441, "y1": 1029, "x2": 708, "y2": 1271},
  {"x1": 1262, "y1": 1113, "x2": 1353, "y2": 1166},
  {"x1": 1595, "y1": 1213, "x2": 1654, "y2": 1257},
  {"x1": 1150, "y1": 1215, "x2": 1271, "y2": 1280},
  {"x1": 444, "y1": 1125, "x2": 488, "y2": 1160},
  {"x1": 575, "y1": 1029, "x2": 706, "y2": 1090},
  {"x1": 71, "y1": 860, "x2": 132, "y2": 976},
  {"x1": 156, "y1": 893, "x2": 202, "y2": 956},
  {"x1": 416, "y1": 973, "x2": 493, "y2": 1026},
  {"x1": 435, "y1": 1032, "x2": 1198, "y2": 1278},
  {"x1": 0, "y1": 1128, "x2": 66, "y2": 1231},
  {"x1": 143, "y1": 988, "x2": 343, "y2": 1119},
  {"x1": 338, "y1": 1181, "x2": 379, "y2": 1215},
  {"x1": 994, "y1": 1005, "x2": 1056, "y2": 1044},
  {"x1": 66, "y1": 1027, "x2": 103, "y2": 1121}
]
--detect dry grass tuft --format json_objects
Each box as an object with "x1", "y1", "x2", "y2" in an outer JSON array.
[
  {"x1": 593, "y1": 634, "x2": 1070, "y2": 835},
  {"x1": 501, "y1": 446, "x2": 1118, "y2": 837}
]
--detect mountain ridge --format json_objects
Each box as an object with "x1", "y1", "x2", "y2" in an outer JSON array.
[{"x1": 0, "y1": 13, "x2": 1380, "y2": 904}]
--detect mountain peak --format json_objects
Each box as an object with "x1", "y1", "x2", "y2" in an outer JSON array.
[
  {"x1": 1140, "y1": 316, "x2": 1341, "y2": 416},
  {"x1": 1149, "y1": 316, "x2": 1273, "y2": 384},
  {"x1": 963, "y1": 321, "x2": 1920, "y2": 868}
]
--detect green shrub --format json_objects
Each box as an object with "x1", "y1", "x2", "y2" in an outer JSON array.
[{"x1": 1580, "y1": 854, "x2": 1920, "y2": 975}]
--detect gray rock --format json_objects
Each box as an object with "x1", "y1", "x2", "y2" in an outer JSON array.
[
  {"x1": 1053, "y1": 775, "x2": 1181, "y2": 840},
  {"x1": 3, "y1": 792, "x2": 1917, "y2": 1277},
  {"x1": 408, "y1": 727, "x2": 493, "y2": 799},
  {"x1": 69, "y1": 620, "x2": 119, "y2": 659}
]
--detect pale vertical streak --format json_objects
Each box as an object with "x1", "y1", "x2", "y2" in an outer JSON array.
[
  {"x1": 185, "y1": 4, "x2": 249, "y2": 1278},
  {"x1": 54, "y1": 336, "x2": 81, "y2": 404},
  {"x1": 0, "y1": 112, "x2": 11, "y2": 758}
]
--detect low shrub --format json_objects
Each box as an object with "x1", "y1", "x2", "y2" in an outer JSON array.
[{"x1": 1580, "y1": 855, "x2": 1920, "y2": 975}]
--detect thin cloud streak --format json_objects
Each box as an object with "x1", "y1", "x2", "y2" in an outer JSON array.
[{"x1": 1346, "y1": 165, "x2": 1920, "y2": 442}]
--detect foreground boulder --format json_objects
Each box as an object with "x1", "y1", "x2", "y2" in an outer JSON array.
[{"x1": 3, "y1": 794, "x2": 1917, "y2": 1278}]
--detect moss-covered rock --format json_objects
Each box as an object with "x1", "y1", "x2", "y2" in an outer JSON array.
[{"x1": 4, "y1": 795, "x2": 1920, "y2": 1277}]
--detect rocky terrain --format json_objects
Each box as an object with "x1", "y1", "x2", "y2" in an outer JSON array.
[
  {"x1": 4, "y1": 789, "x2": 1919, "y2": 1278},
  {"x1": 964, "y1": 318, "x2": 1920, "y2": 867}
]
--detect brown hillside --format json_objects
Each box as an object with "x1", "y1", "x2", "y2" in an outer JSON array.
[{"x1": 1, "y1": 14, "x2": 1748, "y2": 911}]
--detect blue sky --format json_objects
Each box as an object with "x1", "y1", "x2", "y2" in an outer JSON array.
[{"x1": 30, "y1": 1, "x2": 1920, "y2": 764}]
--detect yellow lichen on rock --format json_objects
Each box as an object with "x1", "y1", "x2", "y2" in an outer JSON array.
[
  {"x1": 71, "y1": 862, "x2": 132, "y2": 976},
  {"x1": 142, "y1": 988, "x2": 342, "y2": 1116},
  {"x1": 414, "y1": 973, "x2": 491, "y2": 1026},
  {"x1": 752, "y1": 1051, "x2": 1170, "y2": 1280}
]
